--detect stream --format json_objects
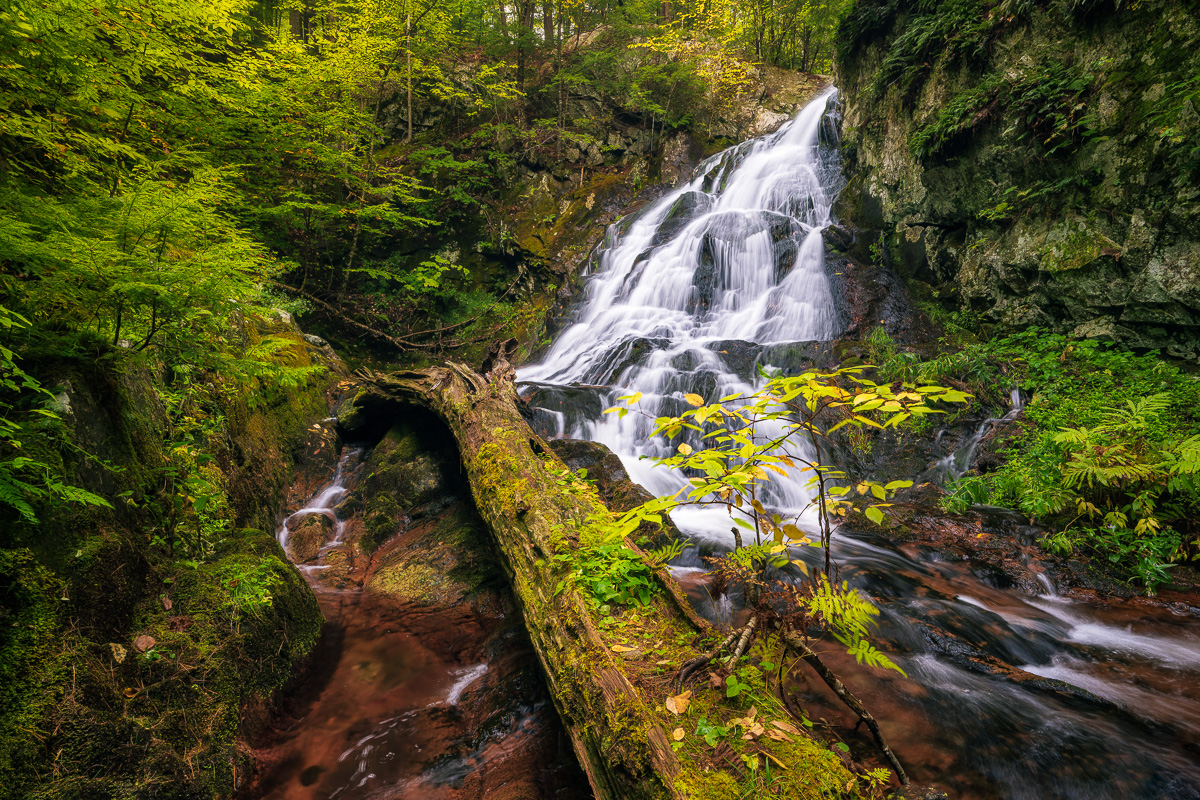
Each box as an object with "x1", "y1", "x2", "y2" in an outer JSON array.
[
  {"x1": 243, "y1": 446, "x2": 589, "y2": 800},
  {"x1": 518, "y1": 89, "x2": 1200, "y2": 799}
]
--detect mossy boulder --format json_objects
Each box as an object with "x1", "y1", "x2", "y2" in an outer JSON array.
[
  {"x1": 338, "y1": 415, "x2": 460, "y2": 553},
  {"x1": 0, "y1": 315, "x2": 338, "y2": 800},
  {"x1": 286, "y1": 512, "x2": 335, "y2": 562}
]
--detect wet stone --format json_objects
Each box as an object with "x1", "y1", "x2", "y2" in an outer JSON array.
[{"x1": 286, "y1": 513, "x2": 334, "y2": 562}]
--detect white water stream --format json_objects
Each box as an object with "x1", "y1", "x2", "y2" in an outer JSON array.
[{"x1": 521, "y1": 87, "x2": 843, "y2": 545}]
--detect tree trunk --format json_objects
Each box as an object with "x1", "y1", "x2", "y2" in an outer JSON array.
[
  {"x1": 360, "y1": 360, "x2": 705, "y2": 800},
  {"x1": 406, "y1": 12, "x2": 413, "y2": 142}
]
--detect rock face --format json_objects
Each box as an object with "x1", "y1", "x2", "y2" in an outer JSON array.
[{"x1": 835, "y1": 0, "x2": 1200, "y2": 358}]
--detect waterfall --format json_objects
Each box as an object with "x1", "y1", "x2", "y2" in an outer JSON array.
[
  {"x1": 518, "y1": 90, "x2": 1200, "y2": 799},
  {"x1": 520, "y1": 87, "x2": 844, "y2": 547}
]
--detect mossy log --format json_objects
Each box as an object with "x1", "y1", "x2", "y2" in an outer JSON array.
[
  {"x1": 362, "y1": 359, "x2": 693, "y2": 799},
  {"x1": 362, "y1": 359, "x2": 866, "y2": 799}
]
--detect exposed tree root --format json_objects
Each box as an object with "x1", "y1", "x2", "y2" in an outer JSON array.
[
  {"x1": 675, "y1": 617, "x2": 761, "y2": 694},
  {"x1": 778, "y1": 625, "x2": 909, "y2": 785}
]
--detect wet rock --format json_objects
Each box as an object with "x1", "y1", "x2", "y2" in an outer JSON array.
[
  {"x1": 334, "y1": 389, "x2": 373, "y2": 435},
  {"x1": 285, "y1": 421, "x2": 341, "y2": 510},
  {"x1": 548, "y1": 438, "x2": 683, "y2": 547},
  {"x1": 652, "y1": 190, "x2": 713, "y2": 246},
  {"x1": 913, "y1": 619, "x2": 1115, "y2": 708},
  {"x1": 887, "y1": 788, "x2": 949, "y2": 800},
  {"x1": 287, "y1": 513, "x2": 334, "y2": 562}
]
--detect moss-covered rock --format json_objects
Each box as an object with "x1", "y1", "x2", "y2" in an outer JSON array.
[
  {"x1": 340, "y1": 416, "x2": 460, "y2": 553},
  {"x1": 286, "y1": 513, "x2": 335, "y2": 562},
  {"x1": 836, "y1": 0, "x2": 1200, "y2": 358},
  {"x1": 0, "y1": 316, "x2": 338, "y2": 800}
]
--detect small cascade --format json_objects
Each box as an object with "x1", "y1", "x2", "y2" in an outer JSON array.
[
  {"x1": 521, "y1": 91, "x2": 1200, "y2": 799},
  {"x1": 278, "y1": 447, "x2": 358, "y2": 574},
  {"x1": 920, "y1": 386, "x2": 1025, "y2": 485},
  {"x1": 245, "y1": 441, "x2": 587, "y2": 800}
]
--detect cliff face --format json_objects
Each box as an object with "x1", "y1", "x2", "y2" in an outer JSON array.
[{"x1": 834, "y1": 0, "x2": 1200, "y2": 357}]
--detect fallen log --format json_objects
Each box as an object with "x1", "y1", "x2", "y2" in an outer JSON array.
[{"x1": 359, "y1": 358, "x2": 864, "y2": 800}]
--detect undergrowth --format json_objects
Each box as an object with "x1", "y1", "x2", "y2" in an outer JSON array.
[{"x1": 893, "y1": 325, "x2": 1200, "y2": 594}]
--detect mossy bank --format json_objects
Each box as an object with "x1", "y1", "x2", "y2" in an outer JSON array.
[{"x1": 0, "y1": 315, "x2": 341, "y2": 800}]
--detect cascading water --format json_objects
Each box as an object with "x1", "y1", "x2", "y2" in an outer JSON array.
[
  {"x1": 521, "y1": 87, "x2": 845, "y2": 542},
  {"x1": 520, "y1": 90, "x2": 1200, "y2": 799},
  {"x1": 246, "y1": 441, "x2": 588, "y2": 800}
]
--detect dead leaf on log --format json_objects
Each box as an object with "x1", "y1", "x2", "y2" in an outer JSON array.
[{"x1": 665, "y1": 690, "x2": 692, "y2": 715}]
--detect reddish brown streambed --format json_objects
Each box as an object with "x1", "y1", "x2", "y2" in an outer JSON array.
[
  {"x1": 674, "y1": 530, "x2": 1200, "y2": 799},
  {"x1": 242, "y1": 445, "x2": 591, "y2": 800}
]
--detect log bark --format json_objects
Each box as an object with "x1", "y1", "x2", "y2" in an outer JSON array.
[{"x1": 361, "y1": 359, "x2": 697, "y2": 800}]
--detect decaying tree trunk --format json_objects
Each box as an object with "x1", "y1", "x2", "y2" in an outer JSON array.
[{"x1": 361, "y1": 359, "x2": 699, "y2": 800}]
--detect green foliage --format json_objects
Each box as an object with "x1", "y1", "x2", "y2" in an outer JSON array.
[
  {"x1": 555, "y1": 541, "x2": 659, "y2": 608},
  {"x1": 0, "y1": 307, "x2": 110, "y2": 524},
  {"x1": 608, "y1": 368, "x2": 968, "y2": 680},
  {"x1": 900, "y1": 328, "x2": 1200, "y2": 594},
  {"x1": 941, "y1": 474, "x2": 990, "y2": 513}
]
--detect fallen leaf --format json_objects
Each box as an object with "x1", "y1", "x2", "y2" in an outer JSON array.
[
  {"x1": 766, "y1": 729, "x2": 791, "y2": 742},
  {"x1": 708, "y1": 672, "x2": 723, "y2": 689},
  {"x1": 161, "y1": 595, "x2": 172, "y2": 611},
  {"x1": 771, "y1": 719, "x2": 801, "y2": 736},
  {"x1": 656, "y1": 659, "x2": 671, "y2": 666},
  {"x1": 741, "y1": 722, "x2": 765, "y2": 740},
  {"x1": 665, "y1": 690, "x2": 692, "y2": 715},
  {"x1": 611, "y1": 644, "x2": 635, "y2": 652},
  {"x1": 764, "y1": 752, "x2": 789, "y2": 770},
  {"x1": 109, "y1": 643, "x2": 127, "y2": 663},
  {"x1": 672, "y1": 727, "x2": 685, "y2": 741},
  {"x1": 133, "y1": 635, "x2": 156, "y2": 654},
  {"x1": 123, "y1": 687, "x2": 138, "y2": 698}
]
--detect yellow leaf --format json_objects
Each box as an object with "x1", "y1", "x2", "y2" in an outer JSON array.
[
  {"x1": 611, "y1": 644, "x2": 634, "y2": 652},
  {"x1": 626, "y1": 391, "x2": 643, "y2": 405},
  {"x1": 683, "y1": 393, "x2": 704, "y2": 407},
  {"x1": 677, "y1": 443, "x2": 693, "y2": 456},
  {"x1": 665, "y1": 690, "x2": 692, "y2": 715},
  {"x1": 672, "y1": 727, "x2": 685, "y2": 741}
]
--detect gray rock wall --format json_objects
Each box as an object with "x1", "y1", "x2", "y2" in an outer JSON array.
[{"x1": 835, "y1": 0, "x2": 1200, "y2": 358}]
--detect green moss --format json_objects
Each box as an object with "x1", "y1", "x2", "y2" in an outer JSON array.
[
  {"x1": 0, "y1": 551, "x2": 63, "y2": 795},
  {"x1": 0, "y1": 333, "x2": 334, "y2": 800},
  {"x1": 674, "y1": 771, "x2": 743, "y2": 799}
]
